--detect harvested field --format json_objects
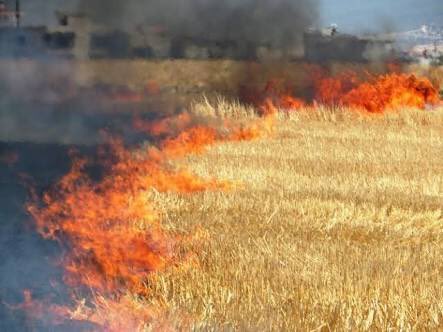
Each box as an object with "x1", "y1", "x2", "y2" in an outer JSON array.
[
  {"x1": 144, "y1": 104, "x2": 443, "y2": 330},
  {"x1": 2, "y1": 60, "x2": 442, "y2": 330}
]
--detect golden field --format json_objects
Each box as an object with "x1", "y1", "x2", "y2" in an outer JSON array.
[
  {"x1": 142, "y1": 102, "x2": 443, "y2": 330},
  {"x1": 6, "y1": 59, "x2": 442, "y2": 329}
]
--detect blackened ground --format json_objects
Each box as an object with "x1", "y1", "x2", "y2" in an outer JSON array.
[{"x1": 0, "y1": 142, "x2": 100, "y2": 331}]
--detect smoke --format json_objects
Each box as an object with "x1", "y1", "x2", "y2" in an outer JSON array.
[
  {"x1": 77, "y1": 0, "x2": 319, "y2": 48},
  {"x1": 0, "y1": 0, "x2": 320, "y2": 145},
  {"x1": 0, "y1": 2, "x2": 319, "y2": 325},
  {"x1": 0, "y1": 62, "x2": 101, "y2": 145}
]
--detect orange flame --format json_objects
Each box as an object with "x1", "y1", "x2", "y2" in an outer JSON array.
[
  {"x1": 26, "y1": 109, "x2": 273, "y2": 329},
  {"x1": 23, "y1": 67, "x2": 439, "y2": 329},
  {"x1": 251, "y1": 69, "x2": 440, "y2": 114},
  {"x1": 339, "y1": 73, "x2": 440, "y2": 113},
  {"x1": 27, "y1": 138, "x2": 229, "y2": 296},
  {"x1": 242, "y1": 79, "x2": 306, "y2": 116}
]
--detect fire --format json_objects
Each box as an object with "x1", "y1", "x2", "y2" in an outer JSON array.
[
  {"x1": 247, "y1": 68, "x2": 440, "y2": 114},
  {"x1": 241, "y1": 79, "x2": 306, "y2": 116},
  {"x1": 313, "y1": 70, "x2": 360, "y2": 105},
  {"x1": 70, "y1": 295, "x2": 172, "y2": 331},
  {"x1": 344, "y1": 74, "x2": 440, "y2": 112},
  {"x1": 29, "y1": 151, "x2": 168, "y2": 295},
  {"x1": 162, "y1": 126, "x2": 218, "y2": 157},
  {"x1": 27, "y1": 138, "x2": 231, "y2": 295},
  {"x1": 315, "y1": 72, "x2": 440, "y2": 113},
  {"x1": 26, "y1": 109, "x2": 273, "y2": 330},
  {"x1": 22, "y1": 66, "x2": 439, "y2": 330},
  {"x1": 11, "y1": 290, "x2": 73, "y2": 326},
  {"x1": 134, "y1": 109, "x2": 275, "y2": 146}
]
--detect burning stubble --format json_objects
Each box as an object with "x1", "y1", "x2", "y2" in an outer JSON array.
[
  {"x1": 0, "y1": 3, "x2": 440, "y2": 329},
  {"x1": 0, "y1": 45, "x2": 440, "y2": 329},
  {"x1": 14, "y1": 67, "x2": 441, "y2": 330},
  {"x1": 23, "y1": 108, "x2": 275, "y2": 330}
]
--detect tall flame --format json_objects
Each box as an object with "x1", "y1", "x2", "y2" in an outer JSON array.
[{"x1": 25, "y1": 111, "x2": 273, "y2": 330}]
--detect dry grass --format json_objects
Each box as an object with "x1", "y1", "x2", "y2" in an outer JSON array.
[{"x1": 142, "y1": 102, "x2": 443, "y2": 330}]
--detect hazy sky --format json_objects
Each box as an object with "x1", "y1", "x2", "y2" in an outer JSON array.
[
  {"x1": 320, "y1": 0, "x2": 442, "y2": 32},
  {"x1": 14, "y1": 0, "x2": 443, "y2": 32}
]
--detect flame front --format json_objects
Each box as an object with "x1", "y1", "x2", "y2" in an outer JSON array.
[
  {"x1": 26, "y1": 113, "x2": 272, "y2": 330},
  {"x1": 318, "y1": 72, "x2": 440, "y2": 113},
  {"x1": 23, "y1": 66, "x2": 440, "y2": 330},
  {"x1": 256, "y1": 69, "x2": 440, "y2": 114}
]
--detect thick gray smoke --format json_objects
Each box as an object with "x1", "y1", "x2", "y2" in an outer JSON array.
[
  {"x1": 77, "y1": 0, "x2": 319, "y2": 48},
  {"x1": 0, "y1": 0, "x2": 320, "y2": 145}
]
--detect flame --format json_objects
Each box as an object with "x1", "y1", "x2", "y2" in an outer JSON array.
[
  {"x1": 13, "y1": 290, "x2": 73, "y2": 326},
  {"x1": 23, "y1": 66, "x2": 439, "y2": 329},
  {"x1": 247, "y1": 68, "x2": 440, "y2": 114},
  {"x1": 14, "y1": 290, "x2": 173, "y2": 331},
  {"x1": 241, "y1": 79, "x2": 306, "y2": 116},
  {"x1": 339, "y1": 73, "x2": 440, "y2": 113},
  {"x1": 314, "y1": 70, "x2": 361, "y2": 105},
  {"x1": 26, "y1": 109, "x2": 273, "y2": 330},
  {"x1": 69, "y1": 295, "x2": 170, "y2": 332},
  {"x1": 27, "y1": 137, "x2": 231, "y2": 296},
  {"x1": 314, "y1": 72, "x2": 440, "y2": 113}
]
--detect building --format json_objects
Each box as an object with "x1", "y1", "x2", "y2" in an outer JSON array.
[
  {"x1": 303, "y1": 27, "x2": 395, "y2": 62},
  {"x1": 0, "y1": 0, "x2": 17, "y2": 27},
  {"x1": 0, "y1": 5, "x2": 401, "y2": 62}
]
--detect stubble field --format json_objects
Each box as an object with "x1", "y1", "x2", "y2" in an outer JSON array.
[
  {"x1": 3, "y1": 59, "x2": 442, "y2": 330},
  {"x1": 145, "y1": 104, "x2": 443, "y2": 330}
]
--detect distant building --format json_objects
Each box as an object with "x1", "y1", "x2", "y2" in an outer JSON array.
[
  {"x1": 0, "y1": 1, "x2": 16, "y2": 27},
  {"x1": 169, "y1": 36, "x2": 260, "y2": 60},
  {"x1": 47, "y1": 11, "x2": 264, "y2": 60},
  {"x1": 50, "y1": 11, "x2": 136, "y2": 59},
  {"x1": 49, "y1": 12, "x2": 94, "y2": 59},
  {"x1": 303, "y1": 27, "x2": 395, "y2": 62},
  {"x1": 409, "y1": 43, "x2": 443, "y2": 65},
  {"x1": 0, "y1": 6, "x2": 408, "y2": 62},
  {"x1": 0, "y1": 1, "x2": 50, "y2": 58},
  {"x1": 0, "y1": 1, "x2": 48, "y2": 57}
]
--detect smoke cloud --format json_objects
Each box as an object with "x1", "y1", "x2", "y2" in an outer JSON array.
[{"x1": 77, "y1": 0, "x2": 319, "y2": 48}]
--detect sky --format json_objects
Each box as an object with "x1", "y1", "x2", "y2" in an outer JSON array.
[
  {"x1": 12, "y1": 0, "x2": 443, "y2": 32},
  {"x1": 320, "y1": 0, "x2": 443, "y2": 32}
]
